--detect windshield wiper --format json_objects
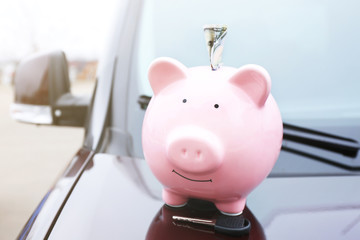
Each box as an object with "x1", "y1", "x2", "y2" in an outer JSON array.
[
  {"x1": 282, "y1": 123, "x2": 360, "y2": 172},
  {"x1": 283, "y1": 123, "x2": 360, "y2": 158}
]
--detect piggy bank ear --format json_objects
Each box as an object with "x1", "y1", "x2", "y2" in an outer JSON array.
[
  {"x1": 148, "y1": 57, "x2": 188, "y2": 95},
  {"x1": 229, "y1": 64, "x2": 271, "y2": 107}
]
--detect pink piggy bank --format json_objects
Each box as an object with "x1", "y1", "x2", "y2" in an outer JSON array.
[{"x1": 142, "y1": 57, "x2": 283, "y2": 215}]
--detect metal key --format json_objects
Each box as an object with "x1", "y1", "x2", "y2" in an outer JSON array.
[{"x1": 172, "y1": 215, "x2": 251, "y2": 236}]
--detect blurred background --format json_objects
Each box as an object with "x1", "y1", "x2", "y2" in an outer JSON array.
[{"x1": 0, "y1": 0, "x2": 117, "y2": 239}]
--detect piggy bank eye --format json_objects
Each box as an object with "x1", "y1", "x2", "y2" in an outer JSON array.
[
  {"x1": 183, "y1": 99, "x2": 187, "y2": 103},
  {"x1": 214, "y1": 104, "x2": 219, "y2": 109}
]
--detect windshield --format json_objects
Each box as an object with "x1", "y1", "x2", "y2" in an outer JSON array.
[
  {"x1": 134, "y1": 0, "x2": 360, "y2": 119},
  {"x1": 116, "y1": 0, "x2": 360, "y2": 176}
]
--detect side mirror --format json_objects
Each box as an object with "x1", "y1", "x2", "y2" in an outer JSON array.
[{"x1": 10, "y1": 50, "x2": 90, "y2": 127}]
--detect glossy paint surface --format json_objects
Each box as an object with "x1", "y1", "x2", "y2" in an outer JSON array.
[
  {"x1": 142, "y1": 58, "x2": 283, "y2": 214},
  {"x1": 17, "y1": 148, "x2": 93, "y2": 240},
  {"x1": 48, "y1": 154, "x2": 163, "y2": 239},
  {"x1": 45, "y1": 153, "x2": 360, "y2": 239}
]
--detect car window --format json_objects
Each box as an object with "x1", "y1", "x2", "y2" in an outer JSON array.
[
  {"x1": 133, "y1": 0, "x2": 360, "y2": 119},
  {"x1": 123, "y1": 0, "x2": 360, "y2": 174}
]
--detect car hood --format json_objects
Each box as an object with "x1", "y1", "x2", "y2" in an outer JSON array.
[{"x1": 46, "y1": 153, "x2": 360, "y2": 239}]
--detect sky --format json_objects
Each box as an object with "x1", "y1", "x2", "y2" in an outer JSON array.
[{"x1": 0, "y1": 0, "x2": 119, "y2": 62}]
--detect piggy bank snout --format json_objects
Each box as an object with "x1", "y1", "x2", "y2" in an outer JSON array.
[{"x1": 166, "y1": 127, "x2": 224, "y2": 174}]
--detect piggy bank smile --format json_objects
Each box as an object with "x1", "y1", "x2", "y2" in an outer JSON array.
[{"x1": 172, "y1": 169, "x2": 213, "y2": 183}]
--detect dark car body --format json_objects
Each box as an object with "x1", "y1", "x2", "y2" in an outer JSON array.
[{"x1": 14, "y1": 0, "x2": 360, "y2": 239}]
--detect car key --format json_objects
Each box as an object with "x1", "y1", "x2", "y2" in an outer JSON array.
[{"x1": 172, "y1": 215, "x2": 251, "y2": 236}]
